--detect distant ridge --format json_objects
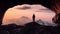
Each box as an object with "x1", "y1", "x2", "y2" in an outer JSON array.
[{"x1": 36, "y1": 19, "x2": 57, "y2": 26}]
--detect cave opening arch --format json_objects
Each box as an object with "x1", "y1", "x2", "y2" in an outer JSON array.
[{"x1": 0, "y1": 0, "x2": 54, "y2": 25}]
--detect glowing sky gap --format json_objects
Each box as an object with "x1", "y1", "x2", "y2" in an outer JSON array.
[{"x1": 2, "y1": 4, "x2": 56, "y2": 25}]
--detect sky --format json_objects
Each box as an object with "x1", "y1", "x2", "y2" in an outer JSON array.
[{"x1": 2, "y1": 4, "x2": 56, "y2": 25}]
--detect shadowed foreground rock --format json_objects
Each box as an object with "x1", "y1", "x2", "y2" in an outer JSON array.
[
  {"x1": 18, "y1": 22, "x2": 60, "y2": 34},
  {"x1": 0, "y1": 22, "x2": 60, "y2": 34}
]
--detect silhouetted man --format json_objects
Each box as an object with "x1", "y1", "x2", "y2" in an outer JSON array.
[{"x1": 32, "y1": 14, "x2": 35, "y2": 22}]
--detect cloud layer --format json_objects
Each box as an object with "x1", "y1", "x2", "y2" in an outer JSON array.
[{"x1": 2, "y1": 4, "x2": 56, "y2": 26}]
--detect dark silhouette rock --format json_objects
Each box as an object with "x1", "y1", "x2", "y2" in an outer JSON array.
[
  {"x1": 52, "y1": 13, "x2": 60, "y2": 25},
  {"x1": 0, "y1": 30, "x2": 10, "y2": 34},
  {"x1": 19, "y1": 22, "x2": 54, "y2": 34}
]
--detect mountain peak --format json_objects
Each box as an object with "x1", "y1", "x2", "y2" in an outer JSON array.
[{"x1": 36, "y1": 19, "x2": 57, "y2": 26}]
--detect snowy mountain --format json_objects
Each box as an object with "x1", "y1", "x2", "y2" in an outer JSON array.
[{"x1": 36, "y1": 19, "x2": 57, "y2": 26}]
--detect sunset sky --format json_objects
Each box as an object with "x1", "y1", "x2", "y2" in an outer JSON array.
[{"x1": 2, "y1": 4, "x2": 56, "y2": 25}]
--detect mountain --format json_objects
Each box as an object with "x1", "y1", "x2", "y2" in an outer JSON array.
[
  {"x1": 20, "y1": 16, "x2": 30, "y2": 20},
  {"x1": 2, "y1": 16, "x2": 31, "y2": 25},
  {"x1": 19, "y1": 16, "x2": 32, "y2": 25},
  {"x1": 36, "y1": 19, "x2": 57, "y2": 26}
]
